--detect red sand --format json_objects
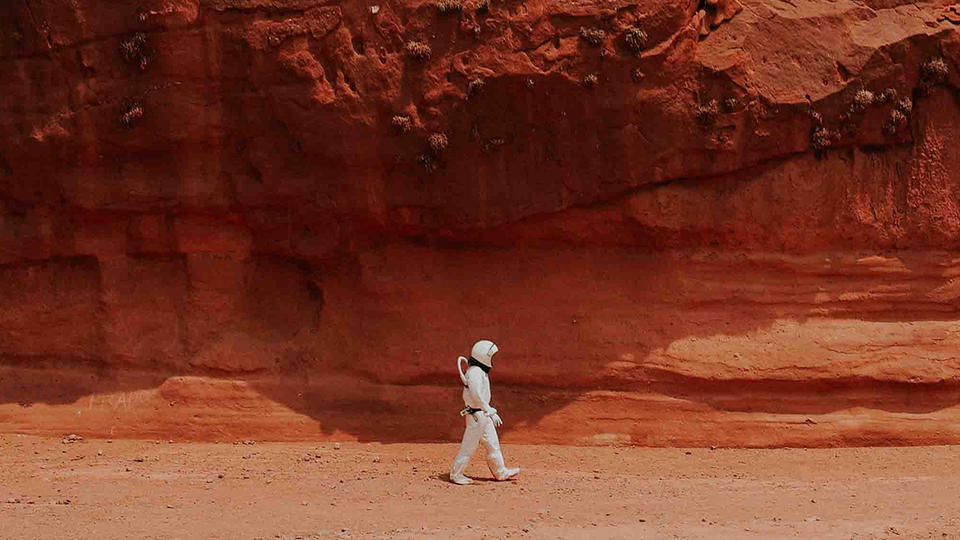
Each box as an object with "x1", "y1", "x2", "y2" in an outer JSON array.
[{"x1": 2, "y1": 434, "x2": 959, "y2": 539}]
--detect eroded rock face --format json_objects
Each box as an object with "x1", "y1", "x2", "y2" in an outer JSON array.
[{"x1": 1, "y1": 0, "x2": 959, "y2": 446}]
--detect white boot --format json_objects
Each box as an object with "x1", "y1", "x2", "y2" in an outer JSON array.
[
  {"x1": 450, "y1": 455, "x2": 473, "y2": 485},
  {"x1": 496, "y1": 466, "x2": 520, "y2": 481},
  {"x1": 450, "y1": 474, "x2": 473, "y2": 485},
  {"x1": 487, "y1": 452, "x2": 520, "y2": 481}
]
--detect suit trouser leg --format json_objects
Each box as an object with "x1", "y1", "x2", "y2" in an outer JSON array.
[
  {"x1": 450, "y1": 415, "x2": 484, "y2": 479},
  {"x1": 480, "y1": 417, "x2": 512, "y2": 479}
]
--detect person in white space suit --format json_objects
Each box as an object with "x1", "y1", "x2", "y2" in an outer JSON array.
[{"x1": 449, "y1": 340, "x2": 521, "y2": 485}]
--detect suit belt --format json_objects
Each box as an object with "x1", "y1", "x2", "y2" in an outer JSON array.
[{"x1": 459, "y1": 407, "x2": 483, "y2": 417}]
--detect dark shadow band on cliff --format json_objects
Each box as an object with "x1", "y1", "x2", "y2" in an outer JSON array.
[{"x1": 4, "y1": 362, "x2": 960, "y2": 443}]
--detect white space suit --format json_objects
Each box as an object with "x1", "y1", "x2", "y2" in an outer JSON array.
[{"x1": 449, "y1": 340, "x2": 521, "y2": 485}]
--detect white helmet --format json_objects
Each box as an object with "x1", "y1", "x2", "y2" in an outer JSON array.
[{"x1": 470, "y1": 340, "x2": 499, "y2": 368}]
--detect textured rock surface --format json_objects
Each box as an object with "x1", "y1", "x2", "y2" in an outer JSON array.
[{"x1": 1, "y1": 0, "x2": 959, "y2": 446}]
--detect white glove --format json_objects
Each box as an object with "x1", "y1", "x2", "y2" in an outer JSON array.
[{"x1": 490, "y1": 413, "x2": 503, "y2": 427}]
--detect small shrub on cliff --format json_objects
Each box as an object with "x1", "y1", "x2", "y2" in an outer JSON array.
[
  {"x1": 850, "y1": 89, "x2": 875, "y2": 113},
  {"x1": 895, "y1": 97, "x2": 913, "y2": 114},
  {"x1": 921, "y1": 57, "x2": 949, "y2": 84},
  {"x1": 722, "y1": 97, "x2": 739, "y2": 112},
  {"x1": 474, "y1": 0, "x2": 490, "y2": 13},
  {"x1": 808, "y1": 109, "x2": 823, "y2": 125},
  {"x1": 883, "y1": 109, "x2": 907, "y2": 136},
  {"x1": 120, "y1": 99, "x2": 144, "y2": 128},
  {"x1": 436, "y1": 0, "x2": 463, "y2": 14},
  {"x1": 878, "y1": 87, "x2": 898, "y2": 104},
  {"x1": 417, "y1": 153, "x2": 438, "y2": 173},
  {"x1": 919, "y1": 57, "x2": 950, "y2": 94},
  {"x1": 630, "y1": 68, "x2": 645, "y2": 83},
  {"x1": 695, "y1": 100, "x2": 719, "y2": 124},
  {"x1": 468, "y1": 77, "x2": 485, "y2": 97},
  {"x1": 886, "y1": 119, "x2": 905, "y2": 135},
  {"x1": 582, "y1": 73, "x2": 599, "y2": 88},
  {"x1": 405, "y1": 40, "x2": 432, "y2": 61},
  {"x1": 120, "y1": 32, "x2": 151, "y2": 71},
  {"x1": 811, "y1": 126, "x2": 834, "y2": 151},
  {"x1": 883, "y1": 114, "x2": 907, "y2": 133},
  {"x1": 391, "y1": 115, "x2": 412, "y2": 134},
  {"x1": 428, "y1": 132, "x2": 449, "y2": 154},
  {"x1": 623, "y1": 27, "x2": 648, "y2": 55},
  {"x1": 579, "y1": 27, "x2": 605, "y2": 47}
]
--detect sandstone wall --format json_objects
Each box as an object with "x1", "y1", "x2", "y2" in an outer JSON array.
[{"x1": 1, "y1": 0, "x2": 959, "y2": 445}]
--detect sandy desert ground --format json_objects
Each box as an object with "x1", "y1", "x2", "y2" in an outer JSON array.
[{"x1": 2, "y1": 434, "x2": 959, "y2": 540}]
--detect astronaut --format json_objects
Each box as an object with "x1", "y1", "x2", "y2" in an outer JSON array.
[{"x1": 449, "y1": 340, "x2": 521, "y2": 485}]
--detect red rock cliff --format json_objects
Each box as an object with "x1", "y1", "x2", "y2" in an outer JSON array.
[{"x1": 1, "y1": 0, "x2": 960, "y2": 446}]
